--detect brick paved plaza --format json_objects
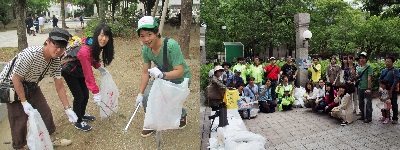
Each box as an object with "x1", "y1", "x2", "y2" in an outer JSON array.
[{"x1": 200, "y1": 94, "x2": 400, "y2": 150}]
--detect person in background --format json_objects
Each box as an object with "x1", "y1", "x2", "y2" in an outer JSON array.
[
  {"x1": 356, "y1": 52, "x2": 373, "y2": 123},
  {"x1": 326, "y1": 56, "x2": 341, "y2": 89},
  {"x1": 347, "y1": 55, "x2": 360, "y2": 115},
  {"x1": 38, "y1": 15, "x2": 45, "y2": 34},
  {"x1": 244, "y1": 77, "x2": 258, "y2": 100},
  {"x1": 281, "y1": 56, "x2": 297, "y2": 86},
  {"x1": 264, "y1": 57, "x2": 280, "y2": 101},
  {"x1": 226, "y1": 69, "x2": 244, "y2": 88},
  {"x1": 377, "y1": 80, "x2": 392, "y2": 124},
  {"x1": 248, "y1": 56, "x2": 264, "y2": 90},
  {"x1": 308, "y1": 57, "x2": 321, "y2": 86},
  {"x1": 207, "y1": 66, "x2": 226, "y2": 111},
  {"x1": 33, "y1": 17, "x2": 39, "y2": 34},
  {"x1": 52, "y1": 15, "x2": 58, "y2": 28},
  {"x1": 303, "y1": 81, "x2": 318, "y2": 108},
  {"x1": 258, "y1": 78, "x2": 277, "y2": 113},
  {"x1": 232, "y1": 56, "x2": 249, "y2": 84},
  {"x1": 331, "y1": 84, "x2": 355, "y2": 126},
  {"x1": 221, "y1": 62, "x2": 233, "y2": 85},
  {"x1": 379, "y1": 56, "x2": 399, "y2": 124},
  {"x1": 208, "y1": 62, "x2": 220, "y2": 77}
]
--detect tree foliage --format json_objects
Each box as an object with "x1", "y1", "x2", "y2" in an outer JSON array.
[{"x1": 202, "y1": 0, "x2": 400, "y2": 61}]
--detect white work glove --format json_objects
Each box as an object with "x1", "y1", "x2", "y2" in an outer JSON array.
[
  {"x1": 93, "y1": 93, "x2": 102, "y2": 106},
  {"x1": 136, "y1": 94, "x2": 143, "y2": 107},
  {"x1": 22, "y1": 102, "x2": 34, "y2": 116},
  {"x1": 98, "y1": 66, "x2": 109, "y2": 74},
  {"x1": 65, "y1": 109, "x2": 78, "y2": 123},
  {"x1": 148, "y1": 67, "x2": 164, "y2": 79}
]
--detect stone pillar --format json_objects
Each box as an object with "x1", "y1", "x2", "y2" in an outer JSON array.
[
  {"x1": 294, "y1": 13, "x2": 310, "y2": 87},
  {"x1": 200, "y1": 27, "x2": 206, "y2": 65}
]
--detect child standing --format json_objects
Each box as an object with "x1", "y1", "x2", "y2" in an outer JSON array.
[{"x1": 378, "y1": 80, "x2": 392, "y2": 124}]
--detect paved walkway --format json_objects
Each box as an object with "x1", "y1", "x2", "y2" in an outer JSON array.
[
  {"x1": 200, "y1": 93, "x2": 400, "y2": 150},
  {"x1": 0, "y1": 21, "x2": 83, "y2": 48}
]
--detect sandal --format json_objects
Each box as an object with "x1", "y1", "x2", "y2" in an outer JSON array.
[
  {"x1": 52, "y1": 137, "x2": 72, "y2": 146},
  {"x1": 383, "y1": 119, "x2": 389, "y2": 124}
]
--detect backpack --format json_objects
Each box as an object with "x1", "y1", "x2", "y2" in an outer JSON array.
[{"x1": 60, "y1": 37, "x2": 92, "y2": 78}]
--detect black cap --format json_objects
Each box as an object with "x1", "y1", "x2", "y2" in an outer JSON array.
[{"x1": 49, "y1": 27, "x2": 70, "y2": 43}]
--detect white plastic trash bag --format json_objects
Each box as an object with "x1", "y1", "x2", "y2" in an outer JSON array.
[
  {"x1": 27, "y1": 109, "x2": 54, "y2": 150},
  {"x1": 143, "y1": 78, "x2": 190, "y2": 131},
  {"x1": 293, "y1": 87, "x2": 306, "y2": 108},
  {"x1": 100, "y1": 72, "x2": 119, "y2": 120}
]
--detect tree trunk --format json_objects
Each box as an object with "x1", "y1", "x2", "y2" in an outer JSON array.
[
  {"x1": 268, "y1": 42, "x2": 273, "y2": 57},
  {"x1": 111, "y1": 1, "x2": 116, "y2": 22},
  {"x1": 99, "y1": 0, "x2": 106, "y2": 24},
  {"x1": 179, "y1": 0, "x2": 192, "y2": 59},
  {"x1": 61, "y1": 0, "x2": 67, "y2": 28},
  {"x1": 14, "y1": 0, "x2": 28, "y2": 51}
]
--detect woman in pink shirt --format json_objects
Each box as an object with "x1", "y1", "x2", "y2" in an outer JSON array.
[{"x1": 61, "y1": 24, "x2": 114, "y2": 131}]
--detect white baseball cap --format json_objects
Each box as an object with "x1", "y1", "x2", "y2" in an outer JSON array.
[
  {"x1": 214, "y1": 66, "x2": 224, "y2": 73},
  {"x1": 137, "y1": 16, "x2": 159, "y2": 31}
]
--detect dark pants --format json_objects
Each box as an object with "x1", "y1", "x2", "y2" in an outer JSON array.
[
  {"x1": 391, "y1": 90, "x2": 398, "y2": 120},
  {"x1": 259, "y1": 100, "x2": 277, "y2": 113},
  {"x1": 325, "y1": 104, "x2": 338, "y2": 114},
  {"x1": 62, "y1": 71, "x2": 89, "y2": 123},
  {"x1": 7, "y1": 87, "x2": 56, "y2": 149},
  {"x1": 26, "y1": 25, "x2": 32, "y2": 34},
  {"x1": 358, "y1": 89, "x2": 373, "y2": 120},
  {"x1": 282, "y1": 104, "x2": 293, "y2": 111},
  {"x1": 271, "y1": 80, "x2": 278, "y2": 100},
  {"x1": 304, "y1": 99, "x2": 316, "y2": 108}
]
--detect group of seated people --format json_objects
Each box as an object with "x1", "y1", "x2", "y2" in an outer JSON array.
[{"x1": 208, "y1": 65, "x2": 357, "y2": 125}]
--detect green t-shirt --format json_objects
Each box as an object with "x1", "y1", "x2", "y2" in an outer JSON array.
[
  {"x1": 142, "y1": 38, "x2": 191, "y2": 84},
  {"x1": 357, "y1": 64, "x2": 373, "y2": 89}
]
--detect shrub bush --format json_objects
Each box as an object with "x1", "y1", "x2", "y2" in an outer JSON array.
[{"x1": 84, "y1": 18, "x2": 133, "y2": 38}]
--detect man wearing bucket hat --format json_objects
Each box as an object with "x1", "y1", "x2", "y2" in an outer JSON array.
[
  {"x1": 355, "y1": 52, "x2": 373, "y2": 123},
  {"x1": 0, "y1": 27, "x2": 77, "y2": 149},
  {"x1": 134, "y1": 16, "x2": 192, "y2": 137}
]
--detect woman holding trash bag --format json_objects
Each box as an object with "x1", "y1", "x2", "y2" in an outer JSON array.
[
  {"x1": 0, "y1": 28, "x2": 76, "y2": 149},
  {"x1": 134, "y1": 16, "x2": 192, "y2": 137},
  {"x1": 61, "y1": 24, "x2": 114, "y2": 131},
  {"x1": 207, "y1": 65, "x2": 227, "y2": 111}
]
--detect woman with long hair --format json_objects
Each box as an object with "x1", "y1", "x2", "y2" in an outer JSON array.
[{"x1": 61, "y1": 24, "x2": 114, "y2": 131}]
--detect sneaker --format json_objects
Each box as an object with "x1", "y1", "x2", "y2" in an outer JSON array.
[
  {"x1": 141, "y1": 129, "x2": 155, "y2": 137},
  {"x1": 392, "y1": 120, "x2": 398, "y2": 124},
  {"x1": 52, "y1": 138, "x2": 72, "y2": 147},
  {"x1": 341, "y1": 121, "x2": 348, "y2": 126},
  {"x1": 82, "y1": 113, "x2": 95, "y2": 121},
  {"x1": 179, "y1": 115, "x2": 187, "y2": 129},
  {"x1": 75, "y1": 121, "x2": 92, "y2": 131},
  {"x1": 383, "y1": 119, "x2": 389, "y2": 124}
]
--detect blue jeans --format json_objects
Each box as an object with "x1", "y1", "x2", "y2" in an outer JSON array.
[
  {"x1": 358, "y1": 89, "x2": 372, "y2": 120},
  {"x1": 142, "y1": 80, "x2": 187, "y2": 118}
]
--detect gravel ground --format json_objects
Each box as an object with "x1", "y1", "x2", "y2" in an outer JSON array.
[{"x1": 0, "y1": 25, "x2": 200, "y2": 150}]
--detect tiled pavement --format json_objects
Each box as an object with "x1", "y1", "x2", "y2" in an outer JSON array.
[{"x1": 200, "y1": 93, "x2": 400, "y2": 150}]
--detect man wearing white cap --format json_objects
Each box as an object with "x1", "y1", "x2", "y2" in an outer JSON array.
[
  {"x1": 264, "y1": 57, "x2": 280, "y2": 101},
  {"x1": 356, "y1": 52, "x2": 373, "y2": 123},
  {"x1": 134, "y1": 16, "x2": 192, "y2": 137}
]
